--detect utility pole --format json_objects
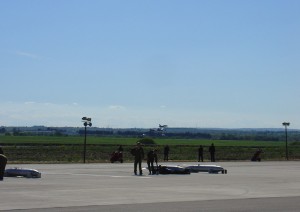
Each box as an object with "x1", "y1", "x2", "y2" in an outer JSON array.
[
  {"x1": 282, "y1": 122, "x2": 290, "y2": 160},
  {"x1": 82, "y1": 117, "x2": 92, "y2": 163}
]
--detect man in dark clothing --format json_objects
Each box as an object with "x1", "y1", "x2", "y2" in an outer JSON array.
[
  {"x1": 209, "y1": 143, "x2": 216, "y2": 162},
  {"x1": 118, "y1": 145, "x2": 123, "y2": 152},
  {"x1": 164, "y1": 145, "x2": 170, "y2": 161},
  {"x1": 0, "y1": 147, "x2": 7, "y2": 181},
  {"x1": 198, "y1": 145, "x2": 204, "y2": 162},
  {"x1": 147, "y1": 149, "x2": 158, "y2": 175},
  {"x1": 132, "y1": 142, "x2": 144, "y2": 175}
]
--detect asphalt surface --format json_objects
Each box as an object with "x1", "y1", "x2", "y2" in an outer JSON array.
[{"x1": 1, "y1": 161, "x2": 300, "y2": 211}]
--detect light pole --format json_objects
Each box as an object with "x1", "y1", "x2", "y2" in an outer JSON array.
[
  {"x1": 82, "y1": 117, "x2": 92, "y2": 163},
  {"x1": 282, "y1": 122, "x2": 290, "y2": 160}
]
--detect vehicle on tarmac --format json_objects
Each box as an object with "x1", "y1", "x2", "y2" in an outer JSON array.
[
  {"x1": 4, "y1": 168, "x2": 41, "y2": 178},
  {"x1": 110, "y1": 151, "x2": 123, "y2": 163},
  {"x1": 157, "y1": 165, "x2": 191, "y2": 175},
  {"x1": 184, "y1": 164, "x2": 227, "y2": 174},
  {"x1": 251, "y1": 148, "x2": 263, "y2": 162}
]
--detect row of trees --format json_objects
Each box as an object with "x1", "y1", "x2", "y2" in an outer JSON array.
[
  {"x1": 77, "y1": 130, "x2": 300, "y2": 142},
  {"x1": 2, "y1": 127, "x2": 300, "y2": 142}
]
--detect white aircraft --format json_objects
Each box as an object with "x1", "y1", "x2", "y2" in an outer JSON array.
[
  {"x1": 4, "y1": 168, "x2": 41, "y2": 178},
  {"x1": 184, "y1": 164, "x2": 227, "y2": 174},
  {"x1": 144, "y1": 164, "x2": 227, "y2": 175}
]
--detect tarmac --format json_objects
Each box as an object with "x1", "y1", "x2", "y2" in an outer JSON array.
[{"x1": 1, "y1": 161, "x2": 300, "y2": 211}]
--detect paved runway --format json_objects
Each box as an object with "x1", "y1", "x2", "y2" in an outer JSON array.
[{"x1": 1, "y1": 161, "x2": 300, "y2": 211}]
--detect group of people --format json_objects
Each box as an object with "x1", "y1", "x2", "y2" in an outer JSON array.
[
  {"x1": 198, "y1": 143, "x2": 216, "y2": 162},
  {"x1": 131, "y1": 142, "x2": 158, "y2": 175},
  {"x1": 131, "y1": 143, "x2": 216, "y2": 175}
]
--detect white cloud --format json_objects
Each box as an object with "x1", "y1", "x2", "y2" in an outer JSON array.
[
  {"x1": 15, "y1": 51, "x2": 52, "y2": 60},
  {"x1": 0, "y1": 101, "x2": 85, "y2": 127},
  {"x1": 16, "y1": 51, "x2": 40, "y2": 59},
  {"x1": 108, "y1": 105, "x2": 126, "y2": 110},
  {"x1": 24, "y1": 101, "x2": 36, "y2": 105}
]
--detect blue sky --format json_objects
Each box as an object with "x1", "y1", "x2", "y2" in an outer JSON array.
[{"x1": 1, "y1": 0, "x2": 299, "y2": 129}]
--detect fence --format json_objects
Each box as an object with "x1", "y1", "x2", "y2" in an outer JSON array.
[{"x1": 2, "y1": 144, "x2": 300, "y2": 163}]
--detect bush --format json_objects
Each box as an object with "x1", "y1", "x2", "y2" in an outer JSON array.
[
  {"x1": 137, "y1": 138, "x2": 156, "y2": 145},
  {"x1": 291, "y1": 142, "x2": 300, "y2": 146}
]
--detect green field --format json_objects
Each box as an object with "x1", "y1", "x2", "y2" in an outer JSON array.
[{"x1": 0, "y1": 135, "x2": 286, "y2": 146}]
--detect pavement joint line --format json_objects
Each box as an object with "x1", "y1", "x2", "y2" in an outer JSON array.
[{"x1": 44, "y1": 172, "x2": 152, "y2": 178}]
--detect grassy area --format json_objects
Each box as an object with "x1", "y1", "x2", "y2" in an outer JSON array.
[{"x1": 0, "y1": 135, "x2": 285, "y2": 146}]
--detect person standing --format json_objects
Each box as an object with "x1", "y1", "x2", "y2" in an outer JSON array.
[
  {"x1": 0, "y1": 147, "x2": 7, "y2": 181},
  {"x1": 132, "y1": 142, "x2": 144, "y2": 175},
  {"x1": 147, "y1": 149, "x2": 158, "y2": 175},
  {"x1": 118, "y1": 145, "x2": 123, "y2": 152},
  {"x1": 198, "y1": 145, "x2": 204, "y2": 162},
  {"x1": 163, "y1": 145, "x2": 170, "y2": 161},
  {"x1": 209, "y1": 143, "x2": 216, "y2": 162}
]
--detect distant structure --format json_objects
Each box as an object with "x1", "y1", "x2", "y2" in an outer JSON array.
[{"x1": 148, "y1": 124, "x2": 168, "y2": 137}]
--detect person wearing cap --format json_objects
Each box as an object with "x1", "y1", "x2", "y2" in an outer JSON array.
[
  {"x1": 132, "y1": 142, "x2": 144, "y2": 175},
  {"x1": 147, "y1": 149, "x2": 158, "y2": 175},
  {"x1": 0, "y1": 147, "x2": 7, "y2": 181}
]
